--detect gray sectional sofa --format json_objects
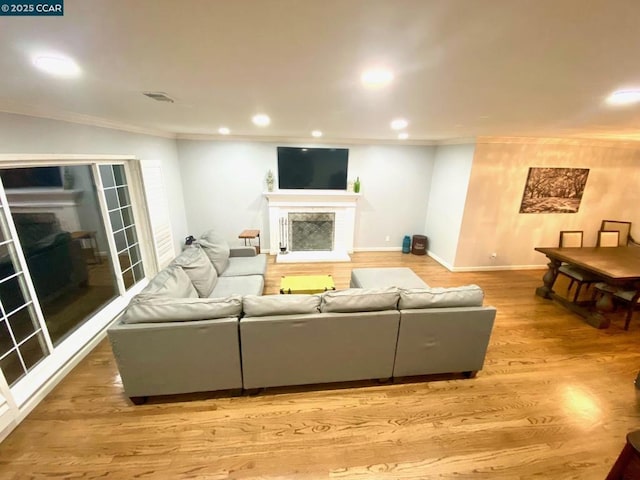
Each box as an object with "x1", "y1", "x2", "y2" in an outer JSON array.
[
  {"x1": 108, "y1": 237, "x2": 496, "y2": 403},
  {"x1": 108, "y1": 230, "x2": 266, "y2": 402}
]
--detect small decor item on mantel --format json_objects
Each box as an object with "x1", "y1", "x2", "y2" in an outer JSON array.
[
  {"x1": 266, "y1": 169, "x2": 275, "y2": 192},
  {"x1": 353, "y1": 176, "x2": 361, "y2": 193}
]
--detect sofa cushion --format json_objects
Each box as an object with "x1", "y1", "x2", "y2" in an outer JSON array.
[
  {"x1": 142, "y1": 265, "x2": 198, "y2": 298},
  {"x1": 209, "y1": 275, "x2": 264, "y2": 298},
  {"x1": 243, "y1": 294, "x2": 321, "y2": 317},
  {"x1": 350, "y1": 267, "x2": 428, "y2": 289},
  {"x1": 172, "y1": 246, "x2": 218, "y2": 297},
  {"x1": 220, "y1": 255, "x2": 268, "y2": 277},
  {"x1": 320, "y1": 287, "x2": 399, "y2": 313},
  {"x1": 122, "y1": 294, "x2": 242, "y2": 324},
  {"x1": 399, "y1": 285, "x2": 484, "y2": 310},
  {"x1": 198, "y1": 230, "x2": 230, "y2": 275}
]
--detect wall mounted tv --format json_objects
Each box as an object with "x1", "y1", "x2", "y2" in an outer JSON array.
[{"x1": 277, "y1": 147, "x2": 349, "y2": 190}]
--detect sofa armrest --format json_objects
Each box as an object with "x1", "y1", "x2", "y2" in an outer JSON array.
[{"x1": 229, "y1": 246, "x2": 257, "y2": 257}]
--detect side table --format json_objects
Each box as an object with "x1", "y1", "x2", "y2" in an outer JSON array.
[
  {"x1": 238, "y1": 229, "x2": 260, "y2": 254},
  {"x1": 71, "y1": 230, "x2": 101, "y2": 264}
]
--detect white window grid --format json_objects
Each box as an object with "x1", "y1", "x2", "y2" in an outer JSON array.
[
  {"x1": 0, "y1": 235, "x2": 46, "y2": 385},
  {"x1": 99, "y1": 165, "x2": 145, "y2": 288}
]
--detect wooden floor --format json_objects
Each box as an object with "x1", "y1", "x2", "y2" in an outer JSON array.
[{"x1": 1, "y1": 252, "x2": 639, "y2": 479}]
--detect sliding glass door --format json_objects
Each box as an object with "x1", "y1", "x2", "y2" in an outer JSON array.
[{"x1": 0, "y1": 159, "x2": 148, "y2": 395}]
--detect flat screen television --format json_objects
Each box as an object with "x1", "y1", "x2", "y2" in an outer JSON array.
[{"x1": 277, "y1": 147, "x2": 348, "y2": 190}]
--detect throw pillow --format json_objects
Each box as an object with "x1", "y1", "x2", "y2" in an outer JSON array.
[
  {"x1": 199, "y1": 230, "x2": 230, "y2": 275},
  {"x1": 122, "y1": 294, "x2": 242, "y2": 324},
  {"x1": 320, "y1": 287, "x2": 399, "y2": 313},
  {"x1": 398, "y1": 285, "x2": 484, "y2": 309},
  {"x1": 142, "y1": 264, "x2": 199, "y2": 299},
  {"x1": 172, "y1": 246, "x2": 218, "y2": 297},
  {"x1": 243, "y1": 294, "x2": 321, "y2": 317}
]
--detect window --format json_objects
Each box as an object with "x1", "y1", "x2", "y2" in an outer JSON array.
[
  {"x1": 99, "y1": 164, "x2": 145, "y2": 290},
  {"x1": 0, "y1": 155, "x2": 156, "y2": 438},
  {"x1": 0, "y1": 199, "x2": 50, "y2": 386}
]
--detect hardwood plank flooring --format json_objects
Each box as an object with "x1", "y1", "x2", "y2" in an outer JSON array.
[{"x1": 1, "y1": 252, "x2": 639, "y2": 479}]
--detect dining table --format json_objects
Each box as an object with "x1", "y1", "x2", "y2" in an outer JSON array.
[{"x1": 534, "y1": 246, "x2": 640, "y2": 328}]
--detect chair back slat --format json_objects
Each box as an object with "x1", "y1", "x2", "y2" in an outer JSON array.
[
  {"x1": 601, "y1": 220, "x2": 632, "y2": 246},
  {"x1": 559, "y1": 230, "x2": 583, "y2": 248},
  {"x1": 598, "y1": 230, "x2": 620, "y2": 248}
]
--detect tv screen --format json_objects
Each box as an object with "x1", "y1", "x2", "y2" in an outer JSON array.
[
  {"x1": 0, "y1": 167, "x2": 63, "y2": 189},
  {"x1": 277, "y1": 147, "x2": 348, "y2": 190}
]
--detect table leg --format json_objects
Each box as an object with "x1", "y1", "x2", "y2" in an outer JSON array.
[
  {"x1": 536, "y1": 255, "x2": 610, "y2": 329},
  {"x1": 595, "y1": 288, "x2": 616, "y2": 312},
  {"x1": 536, "y1": 258, "x2": 560, "y2": 299}
]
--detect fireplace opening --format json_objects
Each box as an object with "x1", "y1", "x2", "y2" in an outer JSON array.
[{"x1": 289, "y1": 212, "x2": 335, "y2": 251}]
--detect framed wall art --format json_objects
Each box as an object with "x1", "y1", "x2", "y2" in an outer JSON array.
[{"x1": 519, "y1": 167, "x2": 589, "y2": 214}]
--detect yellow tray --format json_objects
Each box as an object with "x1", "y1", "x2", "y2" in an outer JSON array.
[{"x1": 280, "y1": 275, "x2": 335, "y2": 294}]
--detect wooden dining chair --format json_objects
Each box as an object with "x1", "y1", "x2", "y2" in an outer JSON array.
[
  {"x1": 557, "y1": 230, "x2": 598, "y2": 303},
  {"x1": 594, "y1": 225, "x2": 639, "y2": 328},
  {"x1": 612, "y1": 289, "x2": 640, "y2": 330},
  {"x1": 601, "y1": 220, "x2": 637, "y2": 246},
  {"x1": 598, "y1": 230, "x2": 621, "y2": 248}
]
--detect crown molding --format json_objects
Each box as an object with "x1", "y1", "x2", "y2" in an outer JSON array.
[
  {"x1": 0, "y1": 104, "x2": 176, "y2": 139},
  {"x1": 434, "y1": 137, "x2": 477, "y2": 146},
  {"x1": 175, "y1": 133, "x2": 439, "y2": 146},
  {"x1": 1, "y1": 104, "x2": 637, "y2": 148},
  {"x1": 477, "y1": 135, "x2": 640, "y2": 149}
]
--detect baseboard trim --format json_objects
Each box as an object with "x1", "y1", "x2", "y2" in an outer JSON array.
[
  {"x1": 266, "y1": 247, "x2": 547, "y2": 272},
  {"x1": 426, "y1": 251, "x2": 454, "y2": 271},
  {"x1": 426, "y1": 250, "x2": 547, "y2": 272}
]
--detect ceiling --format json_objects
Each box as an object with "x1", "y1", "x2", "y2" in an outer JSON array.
[{"x1": 1, "y1": 0, "x2": 640, "y2": 142}]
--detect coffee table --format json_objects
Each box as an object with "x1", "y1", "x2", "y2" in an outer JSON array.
[{"x1": 280, "y1": 275, "x2": 335, "y2": 294}]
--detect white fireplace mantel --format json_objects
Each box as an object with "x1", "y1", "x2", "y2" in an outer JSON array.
[
  {"x1": 264, "y1": 190, "x2": 361, "y2": 262},
  {"x1": 264, "y1": 190, "x2": 360, "y2": 205},
  {"x1": 5, "y1": 187, "x2": 85, "y2": 232}
]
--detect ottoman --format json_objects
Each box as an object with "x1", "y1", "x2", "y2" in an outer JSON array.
[{"x1": 350, "y1": 267, "x2": 428, "y2": 289}]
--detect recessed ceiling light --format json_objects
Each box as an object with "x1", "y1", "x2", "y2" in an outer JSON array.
[
  {"x1": 398, "y1": 132, "x2": 409, "y2": 140},
  {"x1": 252, "y1": 114, "x2": 271, "y2": 127},
  {"x1": 361, "y1": 68, "x2": 394, "y2": 88},
  {"x1": 218, "y1": 127, "x2": 230, "y2": 135},
  {"x1": 606, "y1": 89, "x2": 640, "y2": 105},
  {"x1": 390, "y1": 118, "x2": 408, "y2": 130},
  {"x1": 33, "y1": 54, "x2": 81, "y2": 77},
  {"x1": 311, "y1": 130, "x2": 323, "y2": 138}
]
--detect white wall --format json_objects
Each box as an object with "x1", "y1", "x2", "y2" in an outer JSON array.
[
  {"x1": 0, "y1": 112, "x2": 187, "y2": 255},
  {"x1": 176, "y1": 140, "x2": 435, "y2": 250},
  {"x1": 455, "y1": 137, "x2": 640, "y2": 269},
  {"x1": 424, "y1": 144, "x2": 475, "y2": 268}
]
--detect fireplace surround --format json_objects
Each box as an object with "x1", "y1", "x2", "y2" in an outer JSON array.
[{"x1": 265, "y1": 190, "x2": 360, "y2": 263}]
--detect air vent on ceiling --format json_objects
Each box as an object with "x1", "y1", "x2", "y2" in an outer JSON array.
[{"x1": 143, "y1": 91, "x2": 175, "y2": 103}]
